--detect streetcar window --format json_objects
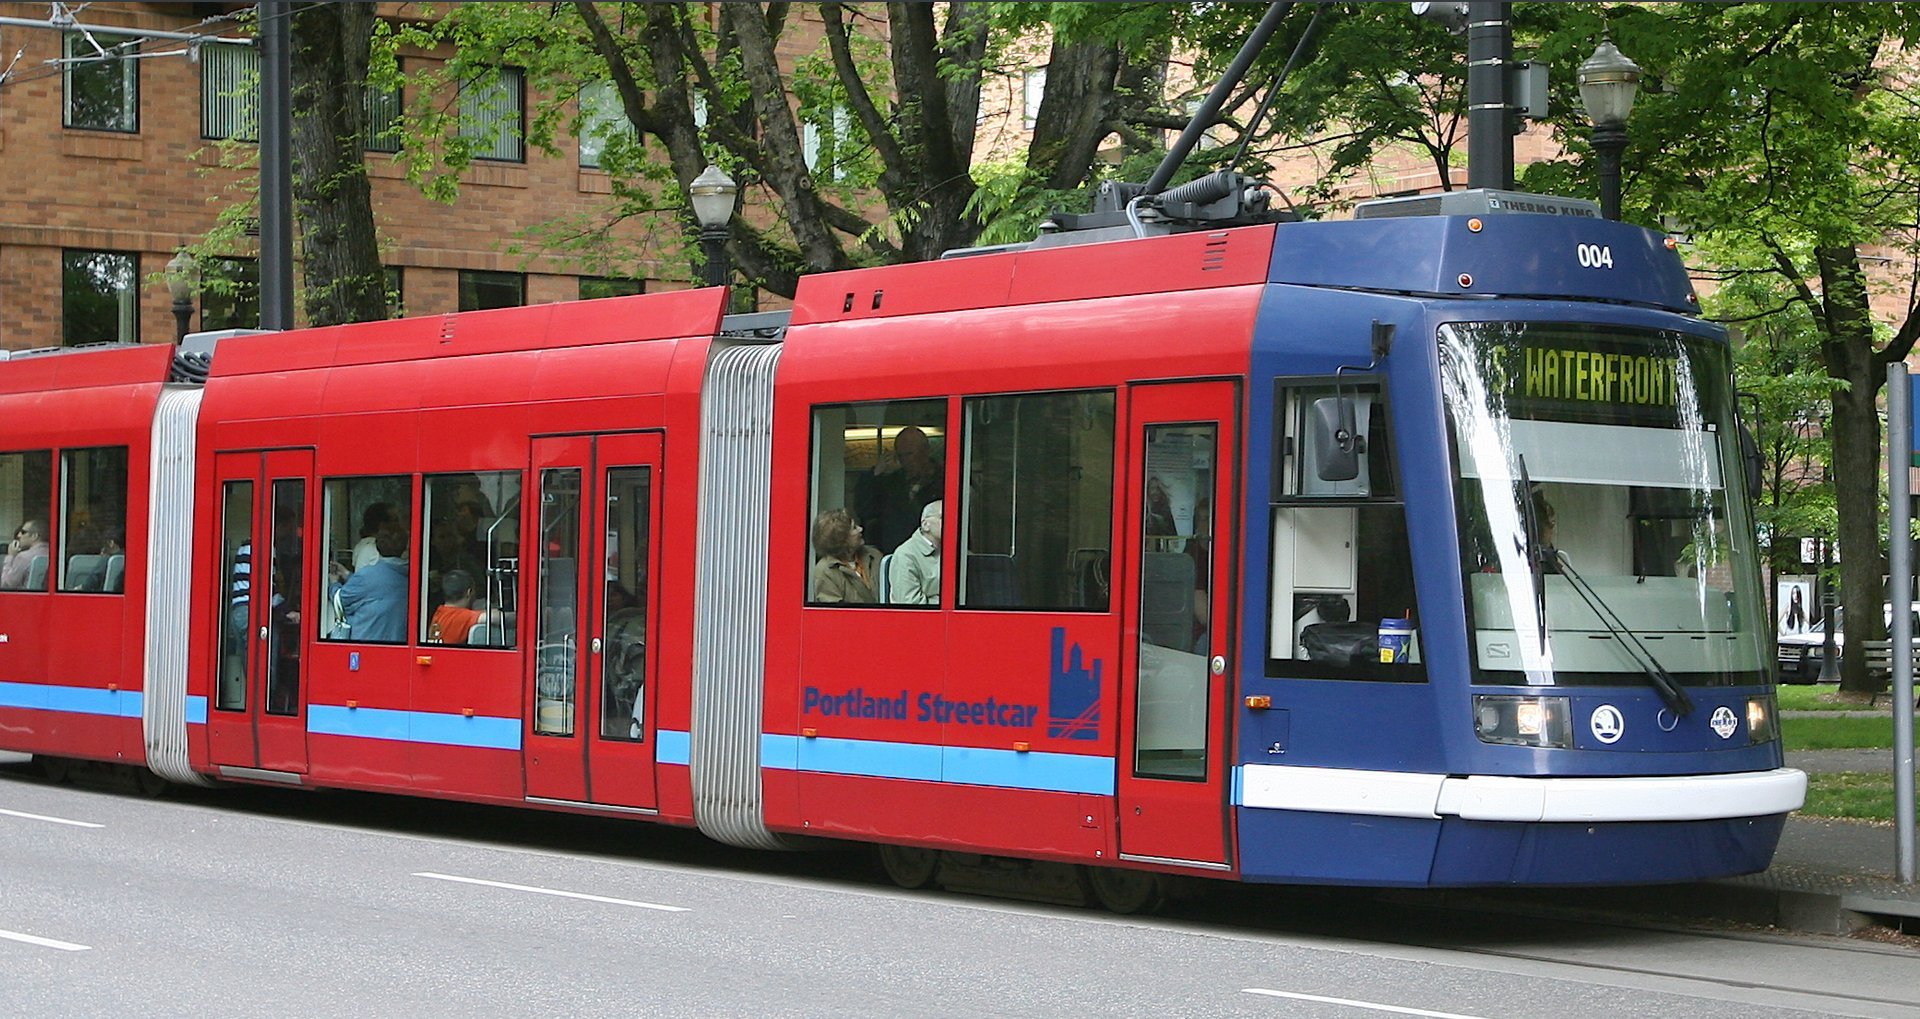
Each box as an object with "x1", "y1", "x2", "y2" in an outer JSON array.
[
  {"x1": 318, "y1": 475, "x2": 413, "y2": 644},
  {"x1": 600, "y1": 466, "x2": 649, "y2": 741},
  {"x1": 0, "y1": 450, "x2": 54, "y2": 593},
  {"x1": 216, "y1": 481, "x2": 252, "y2": 710},
  {"x1": 57, "y1": 446, "x2": 127, "y2": 593},
  {"x1": 420, "y1": 471, "x2": 521, "y2": 647},
  {"x1": 957, "y1": 390, "x2": 1115, "y2": 611},
  {"x1": 1268, "y1": 383, "x2": 1424, "y2": 681},
  {"x1": 807, "y1": 399, "x2": 946, "y2": 606}
]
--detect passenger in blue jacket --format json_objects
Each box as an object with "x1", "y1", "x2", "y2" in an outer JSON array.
[{"x1": 328, "y1": 528, "x2": 409, "y2": 642}]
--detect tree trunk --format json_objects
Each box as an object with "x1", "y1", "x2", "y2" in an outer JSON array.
[
  {"x1": 1818, "y1": 245, "x2": 1888, "y2": 695},
  {"x1": 290, "y1": 4, "x2": 386, "y2": 326}
]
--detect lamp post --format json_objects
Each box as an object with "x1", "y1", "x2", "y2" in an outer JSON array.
[
  {"x1": 1577, "y1": 38, "x2": 1641, "y2": 221},
  {"x1": 166, "y1": 250, "x2": 199, "y2": 343},
  {"x1": 689, "y1": 164, "x2": 737, "y2": 291}
]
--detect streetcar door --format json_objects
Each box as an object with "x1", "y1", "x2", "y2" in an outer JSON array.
[
  {"x1": 207, "y1": 449, "x2": 313, "y2": 776},
  {"x1": 1116, "y1": 382, "x2": 1236, "y2": 867},
  {"x1": 523, "y1": 433, "x2": 661, "y2": 811}
]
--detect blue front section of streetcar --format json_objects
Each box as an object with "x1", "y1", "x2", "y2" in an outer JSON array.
[{"x1": 1230, "y1": 212, "x2": 1794, "y2": 886}]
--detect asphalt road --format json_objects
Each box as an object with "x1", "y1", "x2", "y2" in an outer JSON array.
[{"x1": 2, "y1": 751, "x2": 1917, "y2": 1019}]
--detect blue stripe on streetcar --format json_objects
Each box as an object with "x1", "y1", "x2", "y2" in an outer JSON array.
[
  {"x1": 1, "y1": 684, "x2": 211, "y2": 726},
  {"x1": 307, "y1": 704, "x2": 520, "y2": 751},
  {"x1": 0, "y1": 681, "x2": 141, "y2": 717},
  {"x1": 760, "y1": 732, "x2": 1112, "y2": 795},
  {"x1": 657, "y1": 729, "x2": 690, "y2": 765}
]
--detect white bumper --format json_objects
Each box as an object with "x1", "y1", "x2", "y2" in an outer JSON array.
[{"x1": 1237, "y1": 765, "x2": 1808, "y2": 823}]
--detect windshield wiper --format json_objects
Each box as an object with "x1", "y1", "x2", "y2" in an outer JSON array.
[
  {"x1": 1515, "y1": 455, "x2": 1548, "y2": 655},
  {"x1": 1553, "y1": 553, "x2": 1696, "y2": 717}
]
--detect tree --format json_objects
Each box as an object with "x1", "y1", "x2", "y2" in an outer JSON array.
[
  {"x1": 376, "y1": 3, "x2": 1177, "y2": 295},
  {"x1": 289, "y1": 2, "x2": 387, "y2": 325},
  {"x1": 1563, "y1": 3, "x2": 1920, "y2": 695}
]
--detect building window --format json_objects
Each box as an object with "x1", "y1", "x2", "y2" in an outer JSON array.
[
  {"x1": 64, "y1": 31, "x2": 138, "y2": 133},
  {"x1": 958, "y1": 390, "x2": 1115, "y2": 611},
  {"x1": 579, "y1": 276, "x2": 643, "y2": 301},
  {"x1": 319, "y1": 475, "x2": 413, "y2": 644},
  {"x1": 807, "y1": 400, "x2": 948, "y2": 606},
  {"x1": 459, "y1": 66, "x2": 525, "y2": 162},
  {"x1": 1, "y1": 450, "x2": 55, "y2": 593},
  {"x1": 802, "y1": 105, "x2": 852, "y2": 182},
  {"x1": 201, "y1": 257, "x2": 261, "y2": 333},
  {"x1": 384, "y1": 266, "x2": 405, "y2": 317},
  {"x1": 62, "y1": 250, "x2": 139, "y2": 346},
  {"x1": 458, "y1": 270, "x2": 525, "y2": 311},
  {"x1": 578, "y1": 80, "x2": 635, "y2": 169},
  {"x1": 421, "y1": 472, "x2": 521, "y2": 646},
  {"x1": 201, "y1": 41, "x2": 258, "y2": 141},
  {"x1": 365, "y1": 81, "x2": 402, "y2": 153},
  {"x1": 1022, "y1": 68, "x2": 1046, "y2": 131}
]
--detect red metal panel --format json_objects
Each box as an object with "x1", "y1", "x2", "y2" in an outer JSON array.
[
  {"x1": 788, "y1": 774, "x2": 1109, "y2": 862},
  {"x1": 211, "y1": 289, "x2": 727, "y2": 378},
  {"x1": 1006, "y1": 226, "x2": 1274, "y2": 306},
  {"x1": 0, "y1": 343, "x2": 172, "y2": 397},
  {"x1": 408, "y1": 743, "x2": 524, "y2": 800},
  {"x1": 306, "y1": 731, "x2": 410, "y2": 789},
  {"x1": 0, "y1": 357, "x2": 164, "y2": 766},
  {"x1": 790, "y1": 256, "x2": 1015, "y2": 326},
  {"x1": 787, "y1": 224, "x2": 1274, "y2": 328},
  {"x1": 779, "y1": 285, "x2": 1260, "y2": 393}
]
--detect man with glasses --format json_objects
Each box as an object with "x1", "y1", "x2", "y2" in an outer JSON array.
[{"x1": 2, "y1": 520, "x2": 49, "y2": 590}]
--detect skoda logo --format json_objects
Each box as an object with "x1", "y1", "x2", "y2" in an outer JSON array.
[
  {"x1": 1710, "y1": 705, "x2": 1739, "y2": 740},
  {"x1": 1589, "y1": 704, "x2": 1625, "y2": 745}
]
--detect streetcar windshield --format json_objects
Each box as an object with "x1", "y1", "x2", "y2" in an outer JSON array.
[{"x1": 1440, "y1": 322, "x2": 1768, "y2": 688}]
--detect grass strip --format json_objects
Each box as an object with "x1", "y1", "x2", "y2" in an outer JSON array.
[
  {"x1": 1802, "y1": 772, "x2": 1920, "y2": 823},
  {"x1": 1783, "y1": 714, "x2": 1895, "y2": 751}
]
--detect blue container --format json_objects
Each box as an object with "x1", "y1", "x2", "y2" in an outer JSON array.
[{"x1": 1378, "y1": 618, "x2": 1414, "y2": 663}]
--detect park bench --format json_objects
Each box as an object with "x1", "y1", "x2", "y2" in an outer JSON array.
[{"x1": 1856, "y1": 639, "x2": 1920, "y2": 708}]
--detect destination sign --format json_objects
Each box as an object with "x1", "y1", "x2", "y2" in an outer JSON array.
[{"x1": 1519, "y1": 345, "x2": 1682, "y2": 407}]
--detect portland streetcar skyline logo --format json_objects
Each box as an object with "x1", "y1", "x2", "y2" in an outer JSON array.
[{"x1": 1046, "y1": 627, "x2": 1102, "y2": 740}]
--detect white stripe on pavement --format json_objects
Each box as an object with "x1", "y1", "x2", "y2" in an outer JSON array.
[
  {"x1": 0, "y1": 807, "x2": 102, "y2": 828},
  {"x1": 1243, "y1": 989, "x2": 1493, "y2": 1019},
  {"x1": 413, "y1": 872, "x2": 689, "y2": 912},
  {"x1": 0, "y1": 928, "x2": 90, "y2": 952}
]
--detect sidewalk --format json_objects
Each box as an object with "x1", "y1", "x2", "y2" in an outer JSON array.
[{"x1": 1698, "y1": 744, "x2": 1920, "y2": 934}]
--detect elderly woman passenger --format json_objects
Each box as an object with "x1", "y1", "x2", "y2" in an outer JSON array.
[{"x1": 808, "y1": 508, "x2": 880, "y2": 604}]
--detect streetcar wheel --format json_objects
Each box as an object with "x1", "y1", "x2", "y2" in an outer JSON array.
[
  {"x1": 37, "y1": 756, "x2": 71, "y2": 784},
  {"x1": 877, "y1": 844, "x2": 941, "y2": 889},
  {"x1": 1086, "y1": 865, "x2": 1167, "y2": 915},
  {"x1": 135, "y1": 768, "x2": 170, "y2": 797}
]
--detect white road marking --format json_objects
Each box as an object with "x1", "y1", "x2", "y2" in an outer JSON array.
[
  {"x1": 0, "y1": 928, "x2": 90, "y2": 952},
  {"x1": 413, "y1": 872, "x2": 689, "y2": 912},
  {"x1": 1243, "y1": 988, "x2": 1493, "y2": 1019},
  {"x1": 0, "y1": 807, "x2": 102, "y2": 828}
]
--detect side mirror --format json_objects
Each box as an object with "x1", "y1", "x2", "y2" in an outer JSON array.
[
  {"x1": 1736, "y1": 392, "x2": 1763, "y2": 503},
  {"x1": 1312, "y1": 396, "x2": 1363, "y2": 482},
  {"x1": 1737, "y1": 421, "x2": 1762, "y2": 503}
]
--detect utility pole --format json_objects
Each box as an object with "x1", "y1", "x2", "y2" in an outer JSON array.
[
  {"x1": 258, "y1": 1, "x2": 293, "y2": 331},
  {"x1": 1465, "y1": 1, "x2": 1514, "y2": 190}
]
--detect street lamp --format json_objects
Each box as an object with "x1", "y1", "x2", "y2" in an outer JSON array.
[
  {"x1": 689, "y1": 164, "x2": 737, "y2": 291},
  {"x1": 1577, "y1": 38, "x2": 1641, "y2": 221},
  {"x1": 165, "y1": 250, "x2": 199, "y2": 343}
]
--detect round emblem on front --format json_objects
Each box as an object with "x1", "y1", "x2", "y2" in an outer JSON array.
[
  {"x1": 1710, "y1": 705, "x2": 1739, "y2": 740},
  {"x1": 1589, "y1": 704, "x2": 1625, "y2": 744}
]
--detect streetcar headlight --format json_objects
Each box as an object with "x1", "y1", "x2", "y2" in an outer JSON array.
[
  {"x1": 1747, "y1": 695, "x2": 1778, "y2": 745},
  {"x1": 1473, "y1": 695, "x2": 1571, "y2": 748}
]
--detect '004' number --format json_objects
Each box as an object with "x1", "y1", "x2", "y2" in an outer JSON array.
[{"x1": 1576, "y1": 243, "x2": 1614, "y2": 269}]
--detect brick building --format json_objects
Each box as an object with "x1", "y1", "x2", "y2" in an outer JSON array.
[{"x1": 0, "y1": 2, "x2": 810, "y2": 351}]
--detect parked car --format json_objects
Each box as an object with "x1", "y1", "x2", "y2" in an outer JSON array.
[{"x1": 1777, "y1": 602, "x2": 1920, "y2": 683}]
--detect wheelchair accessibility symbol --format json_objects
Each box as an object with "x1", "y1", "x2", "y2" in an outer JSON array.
[{"x1": 1589, "y1": 704, "x2": 1625, "y2": 745}]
